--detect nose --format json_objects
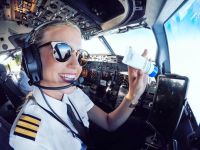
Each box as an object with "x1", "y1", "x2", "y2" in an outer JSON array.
[{"x1": 66, "y1": 51, "x2": 80, "y2": 67}]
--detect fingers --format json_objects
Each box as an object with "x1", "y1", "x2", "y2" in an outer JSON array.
[
  {"x1": 128, "y1": 66, "x2": 138, "y2": 77},
  {"x1": 137, "y1": 69, "x2": 143, "y2": 76},
  {"x1": 138, "y1": 70, "x2": 148, "y2": 84},
  {"x1": 128, "y1": 67, "x2": 145, "y2": 79}
]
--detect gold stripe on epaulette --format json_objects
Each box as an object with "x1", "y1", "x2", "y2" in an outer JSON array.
[
  {"x1": 17, "y1": 120, "x2": 39, "y2": 131},
  {"x1": 15, "y1": 127, "x2": 37, "y2": 138},
  {"x1": 20, "y1": 115, "x2": 40, "y2": 125}
]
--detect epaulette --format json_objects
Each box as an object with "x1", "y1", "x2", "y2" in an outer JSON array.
[{"x1": 14, "y1": 113, "x2": 41, "y2": 141}]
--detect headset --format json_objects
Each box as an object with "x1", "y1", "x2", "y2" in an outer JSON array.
[{"x1": 22, "y1": 20, "x2": 65, "y2": 84}]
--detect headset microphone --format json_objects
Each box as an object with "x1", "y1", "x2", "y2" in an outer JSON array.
[{"x1": 32, "y1": 77, "x2": 84, "y2": 90}]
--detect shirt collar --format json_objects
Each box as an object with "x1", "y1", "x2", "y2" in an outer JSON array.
[{"x1": 32, "y1": 86, "x2": 68, "y2": 118}]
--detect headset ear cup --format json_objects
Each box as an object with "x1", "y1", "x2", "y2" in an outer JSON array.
[
  {"x1": 22, "y1": 44, "x2": 42, "y2": 84},
  {"x1": 33, "y1": 44, "x2": 42, "y2": 81}
]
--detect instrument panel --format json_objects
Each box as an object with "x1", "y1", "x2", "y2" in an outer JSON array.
[
  {"x1": 81, "y1": 54, "x2": 156, "y2": 111},
  {"x1": 82, "y1": 55, "x2": 128, "y2": 86},
  {"x1": 81, "y1": 54, "x2": 130, "y2": 109},
  {"x1": 5, "y1": 0, "x2": 101, "y2": 39},
  {"x1": 1, "y1": 0, "x2": 146, "y2": 39}
]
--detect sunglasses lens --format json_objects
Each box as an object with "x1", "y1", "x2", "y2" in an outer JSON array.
[
  {"x1": 51, "y1": 42, "x2": 89, "y2": 65},
  {"x1": 78, "y1": 50, "x2": 90, "y2": 66},
  {"x1": 53, "y1": 43, "x2": 72, "y2": 62}
]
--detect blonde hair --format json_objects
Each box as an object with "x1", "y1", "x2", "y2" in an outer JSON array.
[{"x1": 33, "y1": 21, "x2": 81, "y2": 46}]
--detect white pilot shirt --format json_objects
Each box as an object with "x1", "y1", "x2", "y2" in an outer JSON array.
[{"x1": 9, "y1": 87, "x2": 94, "y2": 150}]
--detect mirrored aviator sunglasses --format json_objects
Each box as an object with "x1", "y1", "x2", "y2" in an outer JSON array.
[{"x1": 38, "y1": 41, "x2": 90, "y2": 66}]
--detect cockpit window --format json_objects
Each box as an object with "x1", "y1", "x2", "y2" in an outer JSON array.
[
  {"x1": 165, "y1": 0, "x2": 200, "y2": 124},
  {"x1": 81, "y1": 28, "x2": 157, "y2": 58},
  {"x1": 0, "y1": 51, "x2": 21, "y2": 73},
  {"x1": 104, "y1": 28, "x2": 157, "y2": 60},
  {"x1": 82, "y1": 37, "x2": 110, "y2": 54}
]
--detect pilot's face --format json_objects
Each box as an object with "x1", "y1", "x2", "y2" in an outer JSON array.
[{"x1": 39, "y1": 25, "x2": 82, "y2": 94}]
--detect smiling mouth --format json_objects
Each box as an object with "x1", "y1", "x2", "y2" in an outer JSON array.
[{"x1": 59, "y1": 74, "x2": 76, "y2": 82}]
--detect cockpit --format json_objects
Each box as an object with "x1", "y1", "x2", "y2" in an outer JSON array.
[{"x1": 0, "y1": 0, "x2": 200, "y2": 149}]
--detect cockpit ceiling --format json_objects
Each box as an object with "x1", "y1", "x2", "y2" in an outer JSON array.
[{"x1": 0, "y1": 0, "x2": 146, "y2": 39}]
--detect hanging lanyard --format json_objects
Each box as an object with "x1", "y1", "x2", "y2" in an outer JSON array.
[{"x1": 68, "y1": 98, "x2": 85, "y2": 128}]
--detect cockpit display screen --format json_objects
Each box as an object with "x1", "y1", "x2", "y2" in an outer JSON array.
[{"x1": 148, "y1": 74, "x2": 189, "y2": 140}]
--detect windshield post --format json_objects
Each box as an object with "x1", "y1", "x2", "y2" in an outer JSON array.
[{"x1": 98, "y1": 36, "x2": 115, "y2": 55}]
